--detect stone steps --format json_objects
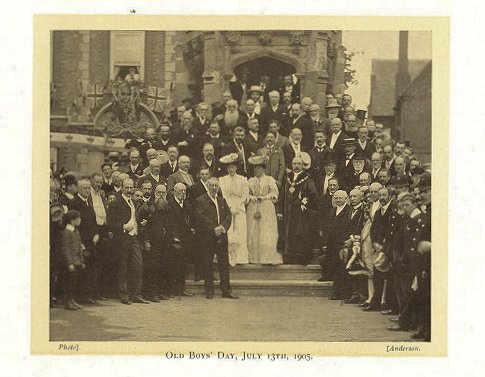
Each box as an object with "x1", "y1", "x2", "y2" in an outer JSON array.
[{"x1": 185, "y1": 264, "x2": 333, "y2": 297}]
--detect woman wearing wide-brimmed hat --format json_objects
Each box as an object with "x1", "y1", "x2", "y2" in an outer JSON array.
[
  {"x1": 246, "y1": 155, "x2": 282, "y2": 265},
  {"x1": 219, "y1": 153, "x2": 249, "y2": 266}
]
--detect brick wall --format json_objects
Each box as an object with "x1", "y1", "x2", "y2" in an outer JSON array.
[
  {"x1": 145, "y1": 31, "x2": 165, "y2": 87},
  {"x1": 52, "y1": 31, "x2": 83, "y2": 112},
  {"x1": 89, "y1": 31, "x2": 110, "y2": 84}
]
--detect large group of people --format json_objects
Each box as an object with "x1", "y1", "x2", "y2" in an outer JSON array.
[{"x1": 49, "y1": 85, "x2": 432, "y2": 341}]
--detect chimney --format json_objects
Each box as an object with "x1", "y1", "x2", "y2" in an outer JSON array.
[{"x1": 395, "y1": 31, "x2": 411, "y2": 98}]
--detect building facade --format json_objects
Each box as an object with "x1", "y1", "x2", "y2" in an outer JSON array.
[{"x1": 50, "y1": 30, "x2": 346, "y2": 174}]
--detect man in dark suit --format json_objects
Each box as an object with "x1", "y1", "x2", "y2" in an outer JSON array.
[
  {"x1": 221, "y1": 125, "x2": 251, "y2": 177},
  {"x1": 125, "y1": 149, "x2": 145, "y2": 184},
  {"x1": 193, "y1": 102, "x2": 211, "y2": 135},
  {"x1": 191, "y1": 142, "x2": 224, "y2": 179},
  {"x1": 138, "y1": 159, "x2": 166, "y2": 193},
  {"x1": 322, "y1": 189, "x2": 351, "y2": 299},
  {"x1": 194, "y1": 177, "x2": 238, "y2": 299},
  {"x1": 307, "y1": 127, "x2": 334, "y2": 191},
  {"x1": 356, "y1": 126, "x2": 376, "y2": 160},
  {"x1": 160, "y1": 145, "x2": 179, "y2": 180},
  {"x1": 101, "y1": 163, "x2": 114, "y2": 196},
  {"x1": 165, "y1": 183, "x2": 195, "y2": 297},
  {"x1": 138, "y1": 128, "x2": 162, "y2": 161},
  {"x1": 244, "y1": 118, "x2": 264, "y2": 157},
  {"x1": 308, "y1": 104, "x2": 330, "y2": 132},
  {"x1": 67, "y1": 178, "x2": 100, "y2": 304},
  {"x1": 89, "y1": 173, "x2": 112, "y2": 300},
  {"x1": 257, "y1": 131, "x2": 286, "y2": 188},
  {"x1": 238, "y1": 99, "x2": 260, "y2": 131},
  {"x1": 328, "y1": 118, "x2": 349, "y2": 165},
  {"x1": 106, "y1": 178, "x2": 148, "y2": 305},
  {"x1": 279, "y1": 74, "x2": 300, "y2": 104},
  {"x1": 190, "y1": 165, "x2": 212, "y2": 204},
  {"x1": 202, "y1": 121, "x2": 227, "y2": 161},
  {"x1": 341, "y1": 150, "x2": 371, "y2": 193},
  {"x1": 229, "y1": 68, "x2": 249, "y2": 106},
  {"x1": 282, "y1": 128, "x2": 307, "y2": 171},
  {"x1": 383, "y1": 144, "x2": 397, "y2": 177},
  {"x1": 268, "y1": 120, "x2": 289, "y2": 149},
  {"x1": 370, "y1": 152, "x2": 384, "y2": 182},
  {"x1": 172, "y1": 111, "x2": 201, "y2": 159},
  {"x1": 158, "y1": 124, "x2": 174, "y2": 153},
  {"x1": 59, "y1": 173, "x2": 78, "y2": 214},
  {"x1": 259, "y1": 91, "x2": 287, "y2": 136},
  {"x1": 167, "y1": 155, "x2": 195, "y2": 198},
  {"x1": 289, "y1": 103, "x2": 315, "y2": 151}
]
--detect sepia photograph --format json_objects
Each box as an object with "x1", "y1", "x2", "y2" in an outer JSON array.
[{"x1": 31, "y1": 15, "x2": 447, "y2": 355}]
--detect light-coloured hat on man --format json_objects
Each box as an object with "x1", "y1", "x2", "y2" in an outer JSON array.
[
  {"x1": 325, "y1": 98, "x2": 341, "y2": 108},
  {"x1": 248, "y1": 85, "x2": 264, "y2": 94}
]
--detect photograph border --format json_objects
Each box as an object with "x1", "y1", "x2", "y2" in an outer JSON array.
[{"x1": 32, "y1": 14, "x2": 449, "y2": 356}]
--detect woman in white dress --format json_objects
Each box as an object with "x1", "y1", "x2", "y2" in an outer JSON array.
[
  {"x1": 246, "y1": 156, "x2": 282, "y2": 265},
  {"x1": 219, "y1": 153, "x2": 249, "y2": 266}
]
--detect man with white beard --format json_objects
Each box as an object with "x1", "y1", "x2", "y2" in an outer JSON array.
[{"x1": 220, "y1": 99, "x2": 240, "y2": 136}]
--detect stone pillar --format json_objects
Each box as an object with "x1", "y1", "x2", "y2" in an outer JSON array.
[
  {"x1": 202, "y1": 31, "x2": 225, "y2": 105},
  {"x1": 173, "y1": 32, "x2": 191, "y2": 105},
  {"x1": 145, "y1": 31, "x2": 165, "y2": 87},
  {"x1": 334, "y1": 45, "x2": 347, "y2": 95},
  {"x1": 304, "y1": 31, "x2": 329, "y2": 110},
  {"x1": 89, "y1": 31, "x2": 110, "y2": 85}
]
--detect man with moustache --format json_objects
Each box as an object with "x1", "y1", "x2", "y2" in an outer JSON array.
[
  {"x1": 308, "y1": 127, "x2": 334, "y2": 191},
  {"x1": 165, "y1": 183, "x2": 195, "y2": 298},
  {"x1": 125, "y1": 149, "x2": 144, "y2": 183},
  {"x1": 202, "y1": 121, "x2": 226, "y2": 160},
  {"x1": 218, "y1": 99, "x2": 240, "y2": 136},
  {"x1": 378, "y1": 169, "x2": 391, "y2": 188},
  {"x1": 158, "y1": 124, "x2": 173, "y2": 152},
  {"x1": 356, "y1": 126, "x2": 376, "y2": 160},
  {"x1": 191, "y1": 142, "x2": 223, "y2": 179},
  {"x1": 107, "y1": 178, "x2": 148, "y2": 305},
  {"x1": 138, "y1": 159, "x2": 166, "y2": 192},
  {"x1": 193, "y1": 102, "x2": 211, "y2": 135},
  {"x1": 279, "y1": 74, "x2": 300, "y2": 103},
  {"x1": 259, "y1": 90, "x2": 286, "y2": 136},
  {"x1": 371, "y1": 152, "x2": 384, "y2": 181},
  {"x1": 195, "y1": 177, "x2": 238, "y2": 299},
  {"x1": 290, "y1": 102, "x2": 314, "y2": 151},
  {"x1": 328, "y1": 118, "x2": 349, "y2": 164},
  {"x1": 139, "y1": 128, "x2": 162, "y2": 161},
  {"x1": 257, "y1": 131, "x2": 286, "y2": 189},
  {"x1": 172, "y1": 111, "x2": 201, "y2": 159},
  {"x1": 338, "y1": 94, "x2": 353, "y2": 120},
  {"x1": 268, "y1": 120, "x2": 289, "y2": 148},
  {"x1": 282, "y1": 91, "x2": 293, "y2": 115},
  {"x1": 244, "y1": 118, "x2": 264, "y2": 155},
  {"x1": 383, "y1": 145, "x2": 396, "y2": 176},
  {"x1": 167, "y1": 155, "x2": 195, "y2": 198},
  {"x1": 282, "y1": 128, "x2": 305, "y2": 170},
  {"x1": 221, "y1": 125, "x2": 250, "y2": 177},
  {"x1": 68, "y1": 178, "x2": 100, "y2": 304},
  {"x1": 277, "y1": 156, "x2": 319, "y2": 265},
  {"x1": 160, "y1": 145, "x2": 180, "y2": 179},
  {"x1": 238, "y1": 99, "x2": 260, "y2": 130},
  {"x1": 322, "y1": 189, "x2": 352, "y2": 298},
  {"x1": 308, "y1": 104, "x2": 329, "y2": 131}
]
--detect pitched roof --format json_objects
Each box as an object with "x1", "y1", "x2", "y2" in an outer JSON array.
[{"x1": 369, "y1": 59, "x2": 431, "y2": 117}]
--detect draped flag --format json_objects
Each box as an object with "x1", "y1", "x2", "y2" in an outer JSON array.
[
  {"x1": 147, "y1": 86, "x2": 166, "y2": 113},
  {"x1": 85, "y1": 83, "x2": 104, "y2": 110}
]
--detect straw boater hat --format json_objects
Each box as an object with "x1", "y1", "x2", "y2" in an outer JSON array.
[
  {"x1": 219, "y1": 153, "x2": 240, "y2": 165},
  {"x1": 325, "y1": 98, "x2": 341, "y2": 108},
  {"x1": 248, "y1": 85, "x2": 264, "y2": 94},
  {"x1": 248, "y1": 155, "x2": 268, "y2": 166}
]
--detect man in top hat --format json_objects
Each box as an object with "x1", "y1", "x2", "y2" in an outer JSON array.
[
  {"x1": 277, "y1": 155, "x2": 319, "y2": 265},
  {"x1": 279, "y1": 74, "x2": 301, "y2": 104},
  {"x1": 328, "y1": 118, "x2": 349, "y2": 164},
  {"x1": 229, "y1": 67, "x2": 250, "y2": 106},
  {"x1": 342, "y1": 149, "x2": 370, "y2": 193},
  {"x1": 307, "y1": 126, "x2": 334, "y2": 191},
  {"x1": 259, "y1": 90, "x2": 287, "y2": 136},
  {"x1": 257, "y1": 130, "x2": 286, "y2": 189}
]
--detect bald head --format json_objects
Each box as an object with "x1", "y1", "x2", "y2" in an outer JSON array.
[
  {"x1": 292, "y1": 156, "x2": 303, "y2": 173},
  {"x1": 178, "y1": 155, "x2": 191, "y2": 172},
  {"x1": 330, "y1": 117, "x2": 343, "y2": 133}
]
